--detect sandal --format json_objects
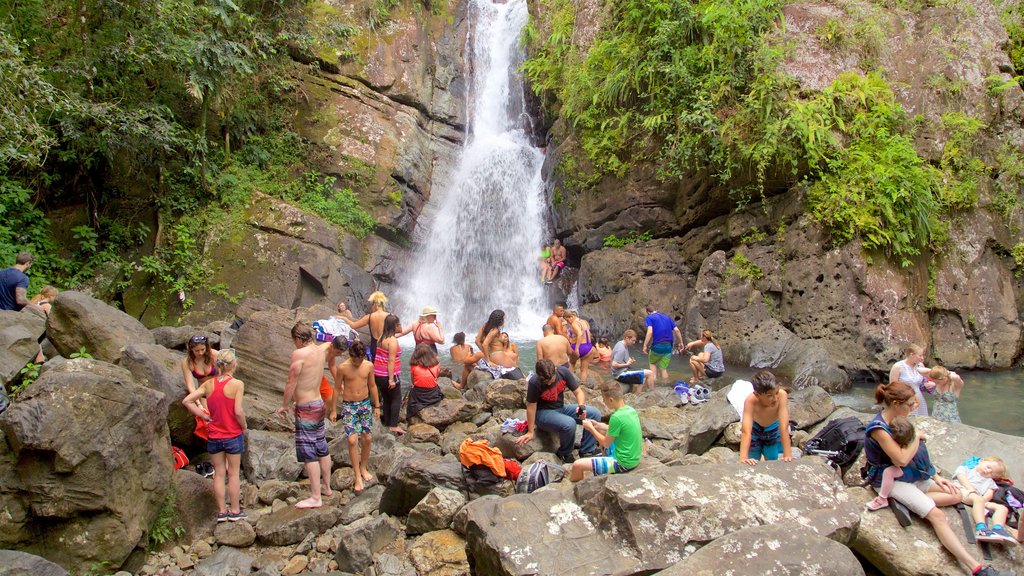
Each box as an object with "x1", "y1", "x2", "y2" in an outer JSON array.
[{"x1": 866, "y1": 497, "x2": 889, "y2": 511}]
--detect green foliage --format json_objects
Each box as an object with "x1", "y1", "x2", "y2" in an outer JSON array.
[
  {"x1": 996, "y1": 0, "x2": 1024, "y2": 86},
  {"x1": 295, "y1": 173, "x2": 377, "y2": 238},
  {"x1": 10, "y1": 361, "x2": 41, "y2": 399},
  {"x1": 815, "y1": 19, "x2": 848, "y2": 51},
  {"x1": 993, "y1": 144, "x2": 1024, "y2": 226},
  {"x1": 740, "y1": 227, "x2": 768, "y2": 244},
  {"x1": 726, "y1": 252, "x2": 763, "y2": 282},
  {"x1": 0, "y1": 176, "x2": 65, "y2": 291},
  {"x1": 369, "y1": 0, "x2": 402, "y2": 28},
  {"x1": 149, "y1": 489, "x2": 185, "y2": 548},
  {"x1": 69, "y1": 347, "x2": 93, "y2": 359},
  {"x1": 602, "y1": 230, "x2": 653, "y2": 248},
  {"x1": 936, "y1": 112, "x2": 986, "y2": 211},
  {"x1": 1013, "y1": 243, "x2": 1024, "y2": 277}
]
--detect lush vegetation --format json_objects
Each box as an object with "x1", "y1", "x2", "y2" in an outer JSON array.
[
  {"x1": 523, "y1": 0, "x2": 1024, "y2": 265},
  {"x1": 602, "y1": 230, "x2": 653, "y2": 248},
  {"x1": 1, "y1": 0, "x2": 376, "y2": 310}
]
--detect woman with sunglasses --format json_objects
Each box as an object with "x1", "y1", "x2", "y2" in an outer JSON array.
[{"x1": 181, "y1": 335, "x2": 219, "y2": 409}]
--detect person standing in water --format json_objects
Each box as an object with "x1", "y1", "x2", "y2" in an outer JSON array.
[
  {"x1": 641, "y1": 305, "x2": 683, "y2": 385},
  {"x1": 449, "y1": 332, "x2": 474, "y2": 389},
  {"x1": 563, "y1": 310, "x2": 597, "y2": 382},
  {"x1": 277, "y1": 323, "x2": 333, "y2": 509},
  {"x1": 536, "y1": 323, "x2": 573, "y2": 369}
]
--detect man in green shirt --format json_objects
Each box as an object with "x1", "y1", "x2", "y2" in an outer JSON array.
[{"x1": 568, "y1": 381, "x2": 642, "y2": 481}]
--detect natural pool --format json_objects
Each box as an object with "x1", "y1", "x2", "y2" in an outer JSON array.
[{"x1": 402, "y1": 334, "x2": 1024, "y2": 437}]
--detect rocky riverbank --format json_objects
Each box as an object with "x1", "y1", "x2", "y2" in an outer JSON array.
[{"x1": 1, "y1": 292, "x2": 1023, "y2": 575}]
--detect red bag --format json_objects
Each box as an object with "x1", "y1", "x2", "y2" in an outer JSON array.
[
  {"x1": 172, "y1": 446, "x2": 189, "y2": 470},
  {"x1": 194, "y1": 409, "x2": 210, "y2": 440},
  {"x1": 503, "y1": 459, "x2": 522, "y2": 481}
]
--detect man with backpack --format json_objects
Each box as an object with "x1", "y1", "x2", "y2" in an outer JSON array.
[{"x1": 515, "y1": 359, "x2": 601, "y2": 464}]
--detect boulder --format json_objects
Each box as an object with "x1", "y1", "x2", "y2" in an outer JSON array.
[
  {"x1": 380, "y1": 452, "x2": 467, "y2": 517},
  {"x1": 214, "y1": 521, "x2": 257, "y2": 548},
  {"x1": 151, "y1": 325, "x2": 200, "y2": 350},
  {"x1": 408, "y1": 529, "x2": 471, "y2": 576},
  {"x1": 46, "y1": 291, "x2": 154, "y2": 363},
  {"x1": 788, "y1": 385, "x2": 836, "y2": 429},
  {"x1": 407, "y1": 487, "x2": 468, "y2": 535},
  {"x1": 0, "y1": 310, "x2": 45, "y2": 386},
  {"x1": 849, "y1": 486, "x2": 1018, "y2": 576},
  {"x1": 328, "y1": 427, "x2": 400, "y2": 470},
  {"x1": 406, "y1": 422, "x2": 442, "y2": 444},
  {"x1": 171, "y1": 469, "x2": 219, "y2": 542},
  {"x1": 416, "y1": 399, "x2": 483, "y2": 429},
  {"x1": 242, "y1": 430, "x2": 304, "y2": 483},
  {"x1": 686, "y1": 388, "x2": 741, "y2": 454},
  {"x1": 0, "y1": 550, "x2": 70, "y2": 576},
  {"x1": 374, "y1": 553, "x2": 418, "y2": 576},
  {"x1": 255, "y1": 503, "x2": 345, "y2": 546},
  {"x1": 120, "y1": 344, "x2": 198, "y2": 450},
  {"x1": 333, "y1": 514, "x2": 403, "y2": 574},
  {"x1": 339, "y1": 484, "x2": 385, "y2": 525},
  {"x1": 193, "y1": 545, "x2": 254, "y2": 576},
  {"x1": 657, "y1": 524, "x2": 864, "y2": 576},
  {"x1": 460, "y1": 460, "x2": 859, "y2": 576},
  {"x1": 482, "y1": 378, "x2": 527, "y2": 410},
  {"x1": 258, "y1": 480, "x2": 303, "y2": 505},
  {"x1": 0, "y1": 360, "x2": 171, "y2": 573}
]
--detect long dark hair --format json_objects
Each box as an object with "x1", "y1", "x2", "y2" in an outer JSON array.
[
  {"x1": 409, "y1": 342, "x2": 439, "y2": 367},
  {"x1": 189, "y1": 335, "x2": 214, "y2": 366},
  {"x1": 481, "y1": 309, "x2": 505, "y2": 337},
  {"x1": 379, "y1": 314, "x2": 400, "y2": 343}
]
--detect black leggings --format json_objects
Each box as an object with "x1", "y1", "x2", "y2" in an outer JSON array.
[{"x1": 375, "y1": 374, "x2": 403, "y2": 427}]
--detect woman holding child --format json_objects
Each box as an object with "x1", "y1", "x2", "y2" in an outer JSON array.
[{"x1": 865, "y1": 381, "x2": 1006, "y2": 576}]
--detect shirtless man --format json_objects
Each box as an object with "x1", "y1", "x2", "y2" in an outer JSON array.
[
  {"x1": 536, "y1": 324, "x2": 572, "y2": 369},
  {"x1": 546, "y1": 305, "x2": 568, "y2": 337},
  {"x1": 277, "y1": 323, "x2": 333, "y2": 509},
  {"x1": 330, "y1": 340, "x2": 379, "y2": 493}
]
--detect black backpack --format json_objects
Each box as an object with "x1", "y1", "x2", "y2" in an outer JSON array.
[
  {"x1": 803, "y1": 416, "x2": 865, "y2": 470},
  {"x1": 992, "y1": 482, "x2": 1024, "y2": 529}
]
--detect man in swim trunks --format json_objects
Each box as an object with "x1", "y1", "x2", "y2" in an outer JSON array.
[
  {"x1": 611, "y1": 329, "x2": 655, "y2": 393},
  {"x1": 536, "y1": 324, "x2": 573, "y2": 368},
  {"x1": 641, "y1": 305, "x2": 683, "y2": 385},
  {"x1": 548, "y1": 239, "x2": 566, "y2": 281},
  {"x1": 331, "y1": 340, "x2": 379, "y2": 492},
  {"x1": 277, "y1": 322, "x2": 333, "y2": 508}
]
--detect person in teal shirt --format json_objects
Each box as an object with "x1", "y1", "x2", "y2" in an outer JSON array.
[{"x1": 568, "y1": 381, "x2": 642, "y2": 480}]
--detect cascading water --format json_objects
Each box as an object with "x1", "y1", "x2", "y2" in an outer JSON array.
[{"x1": 399, "y1": 0, "x2": 548, "y2": 338}]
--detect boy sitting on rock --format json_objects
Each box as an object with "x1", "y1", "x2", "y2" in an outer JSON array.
[
  {"x1": 739, "y1": 370, "x2": 792, "y2": 465},
  {"x1": 568, "y1": 381, "x2": 642, "y2": 481}
]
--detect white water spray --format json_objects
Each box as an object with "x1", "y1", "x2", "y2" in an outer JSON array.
[{"x1": 399, "y1": 0, "x2": 548, "y2": 338}]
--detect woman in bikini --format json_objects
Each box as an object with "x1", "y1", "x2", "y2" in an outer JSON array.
[
  {"x1": 563, "y1": 310, "x2": 597, "y2": 382},
  {"x1": 461, "y1": 310, "x2": 507, "y2": 383},
  {"x1": 342, "y1": 291, "x2": 390, "y2": 360},
  {"x1": 181, "y1": 335, "x2": 219, "y2": 407}
]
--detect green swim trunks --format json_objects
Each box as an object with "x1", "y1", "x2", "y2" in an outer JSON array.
[{"x1": 648, "y1": 342, "x2": 673, "y2": 369}]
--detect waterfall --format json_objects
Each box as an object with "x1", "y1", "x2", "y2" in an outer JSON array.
[{"x1": 398, "y1": 0, "x2": 548, "y2": 338}]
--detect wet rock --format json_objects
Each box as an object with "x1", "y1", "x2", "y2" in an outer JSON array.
[
  {"x1": 340, "y1": 484, "x2": 385, "y2": 525},
  {"x1": 172, "y1": 469, "x2": 219, "y2": 542},
  {"x1": 0, "y1": 550, "x2": 70, "y2": 576},
  {"x1": 46, "y1": 291, "x2": 154, "y2": 363},
  {"x1": 242, "y1": 430, "x2": 304, "y2": 483},
  {"x1": 482, "y1": 378, "x2": 527, "y2": 410},
  {"x1": 379, "y1": 452, "x2": 466, "y2": 517},
  {"x1": 407, "y1": 487, "x2": 467, "y2": 535},
  {"x1": 121, "y1": 344, "x2": 199, "y2": 451},
  {"x1": 255, "y1": 504, "x2": 345, "y2": 546},
  {"x1": 408, "y1": 529, "x2": 471, "y2": 576},
  {"x1": 787, "y1": 385, "x2": 836, "y2": 429},
  {"x1": 658, "y1": 524, "x2": 864, "y2": 576},
  {"x1": 193, "y1": 546, "x2": 253, "y2": 576},
  {"x1": 461, "y1": 460, "x2": 859, "y2": 576},
  {"x1": 214, "y1": 521, "x2": 257, "y2": 547},
  {"x1": 0, "y1": 310, "x2": 45, "y2": 387},
  {"x1": 417, "y1": 399, "x2": 482, "y2": 429},
  {"x1": 406, "y1": 422, "x2": 442, "y2": 444},
  {"x1": 334, "y1": 514, "x2": 403, "y2": 573},
  {"x1": 0, "y1": 361, "x2": 171, "y2": 573}
]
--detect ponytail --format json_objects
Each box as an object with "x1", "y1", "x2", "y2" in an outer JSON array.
[
  {"x1": 875, "y1": 381, "x2": 915, "y2": 407},
  {"x1": 702, "y1": 329, "x2": 720, "y2": 349}
]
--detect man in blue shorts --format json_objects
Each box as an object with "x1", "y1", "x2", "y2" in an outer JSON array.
[
  {"x1": 641, "y1": 305, "x2": 682, "y2": 385},
  {"x1": 611, "y1": 329, "x2": 654, "y2": 393}
]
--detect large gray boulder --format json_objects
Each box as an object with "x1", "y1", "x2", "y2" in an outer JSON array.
[
  {"x1": 46, "y1": 291, "x2": 154, "y2": 363},
  {"x1": 415, "y1": 399, "x2": 483, "y2": 429},
  {"x1": 333, "y1": 514, "x2": 403, "y2": 574},
  {"x1": 120, "y1": 343, "x2": 198, "y2": 450},
  {"x1": 0, "y1": 310, "x2": 45, "y2": 386},
  {"x1": 0, "y1": 550, "x2": 70, "y2": 576},
  {"x1": 459, "y1": 460, "x2": 859, "y2": 576},
  {"x1": 406, "y1": 486, "x2": 468, "y2": 535},
  {"x1": 0, "y1": 360, "x2": 172, "y2": 573},
  {"x1": 171, "y1": 469, "x2": 219, "y2": 542},
  {"x1": 255, "y1": 503, "x2": 345, "y2": 546},
  {"x1": 242, "y1": 430, "x2": 304, "y2": 483},
  {"x1": 379, "y1": 452, "x2": 467, "y2": 517},
  {"x1": 658, "y1": 523, "x2": 864, "y2": 575}
]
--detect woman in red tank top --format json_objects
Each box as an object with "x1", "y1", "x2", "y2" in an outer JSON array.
[
  {"x1": 182, "y1": 349, "x2": 248, "y2": 523},
  {"x1": 407, "y1": 342, "x2": 444, "y2": 421}
]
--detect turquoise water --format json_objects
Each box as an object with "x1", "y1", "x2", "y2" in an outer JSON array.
[{"x1": 402, "y1": 336, "x2": 1024, "y2": 437}]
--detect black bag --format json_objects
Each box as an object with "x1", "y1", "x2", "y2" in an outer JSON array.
[
  {"x1": 463, "y1": 464, "x2": 504, "y2": 493},
  {"x1": 803, "y1": 416, "x2": 865, "y2": 469},
  {"x1": 992, "y1": 482, "x2": 1024, "y2": 529}
]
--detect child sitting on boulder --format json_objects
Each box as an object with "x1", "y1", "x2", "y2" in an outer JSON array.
[
  {"x1": 568, "y1": 381, "x2": 642, "y2": 481},
  {"x1": 954, "y1": 456, "x2": 1016, "y2": 544},
  {"x1": 866, "y1": 416, "x2": 916, "y2": 511},
  {"x1": 739, "y1": 370, "x2": 792, "y2": 465}
]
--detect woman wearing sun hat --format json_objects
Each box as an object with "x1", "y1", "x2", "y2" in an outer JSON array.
[{"x1": 406, "y1": 306, "x2": 444, "y2": 354}]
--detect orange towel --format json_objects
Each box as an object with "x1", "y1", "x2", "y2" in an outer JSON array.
[{"x1": 458, "y1": 438, "x2": 506, "y2": 477}]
